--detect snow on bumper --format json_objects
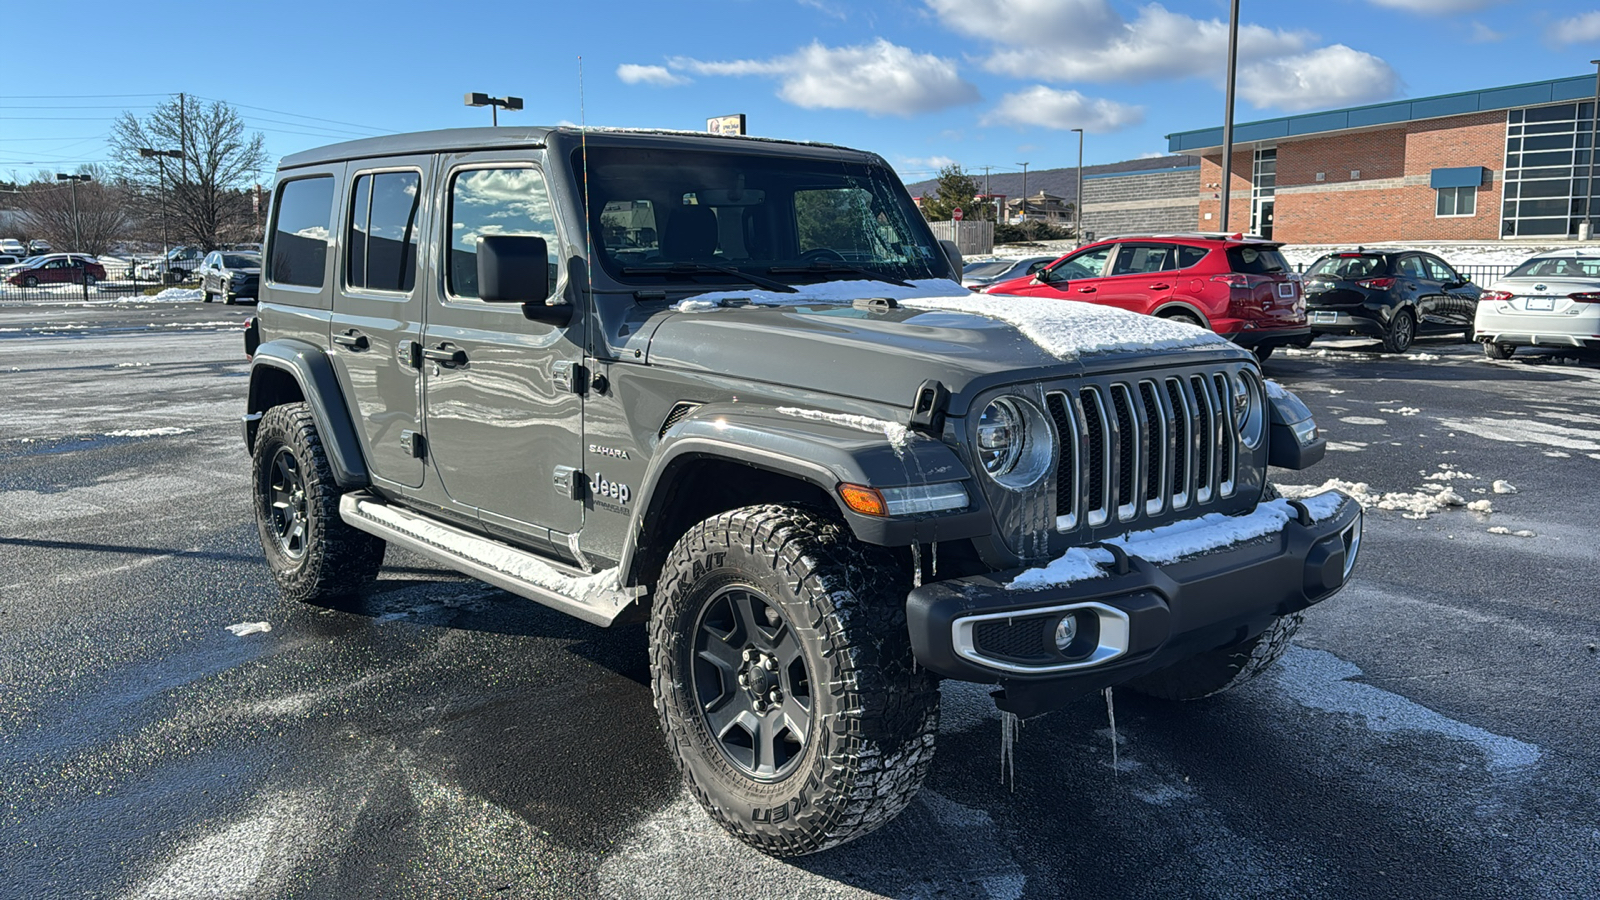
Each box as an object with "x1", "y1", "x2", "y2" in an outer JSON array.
[{"x1": 905, "y1": 491, "x2": 1361, "y2": 712}]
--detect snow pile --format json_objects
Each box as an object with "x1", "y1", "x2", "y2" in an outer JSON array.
[
  {"x1": 150, "y1": 287, "x2": 205, "y2": 302},
  {"x1": 1008, "y1": 492, "x2": 1349, "y2": 590},
  {"x1": 1488, "y1": 527, "x2": 1536, "y2": 538},
  {"x1": 1466, "y1": 499, "x2": 1493, "y2": 513},
  {"x1": 669, "y1": 277, "x2": 1227, "y2": 360},
  {"x1": 226, "y1": 621, "x2": 272, "y2": 636},
  {"x1": 1278, "y1": 477, "x2": 1476, "y2": 520},
  {"x1": 1381, "y1": 407, "x2": 1421, "y2": 416},
  {"x1": 775, "y1": 407, "x2": 911, "y2": 454},
  {"x1": 1424, "y1": 468, "x2": 1475, "y2": 481},
  {"x1": 105, "y1": 427, "x2": 189, "y2": 437},
  {"x1": 1492, "y1": 480, "x2": 1518, "y2": 494}
]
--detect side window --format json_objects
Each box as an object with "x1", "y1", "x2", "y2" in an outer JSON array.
[
  {"x1": 269, "y1": 176, "x2": 334, "y2": 288},
  {"x1": 1423, "y1": 255, "x2": 1458, "y2": 283},
  {"x1": 1177, "y1": 246, "x2": 1209, "y2": 269},
  {"x1": 1397, "y1": 256, "x2": 1427, "y2": 279},
  {"x1": 1109, "y1": 243, "x2": 1176, "y2": 276},
  {"x1": 448, "y1": 167, "x2": 559, "y2": 300},
  {"x1": 1047, "y1": 245, "x2": 1113, "y2": 281},
  {"x1": 346, "y1": 171, "x2": 421, "y2": 293}
]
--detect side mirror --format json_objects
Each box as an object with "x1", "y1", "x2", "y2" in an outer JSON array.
[
  {"x1": 477, "y1": 234, "x2": 572, "y2": 325},
  {"x1": 939, "y1": 239, "x2": 963, "y2": 279}
]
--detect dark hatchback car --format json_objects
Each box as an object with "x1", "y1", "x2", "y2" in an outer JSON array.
[{"x1": 1302, "y1": 249, "x2": 1480, "y2": 353}]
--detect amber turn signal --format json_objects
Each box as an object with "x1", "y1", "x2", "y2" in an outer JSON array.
[{"x1": 838, "y1": 483, "x2": 888, "y2": 517}]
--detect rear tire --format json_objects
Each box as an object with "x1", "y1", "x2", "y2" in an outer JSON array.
[
  {"x1": 1483, "y1": 341, "x2": 1515, "y2": 360},
  {"x1": 252, "y1": 403, "x2": 385, "y2": 603},
  {"x1": 1252, "y1": 344, "x2": 1276, "y2": 362},
  {"x1": 1162, "y1": 310, "x2": 1205, "y2": 328},
  {"x1": 650, "y1": 505, "x2": 938, "y2": 857},
  {"x1": 1381, "y1": 308, "x2": 1416, "y2": 353}
]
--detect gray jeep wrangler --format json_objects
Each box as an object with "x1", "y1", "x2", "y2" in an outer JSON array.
[{"x1": 242, "y1": 126, "x2": 1360, "y2": 856}]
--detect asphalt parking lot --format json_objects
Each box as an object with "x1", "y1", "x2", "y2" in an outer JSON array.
[{"x1": 2, "y1": 299, "x2": 1597, "y2": 900}]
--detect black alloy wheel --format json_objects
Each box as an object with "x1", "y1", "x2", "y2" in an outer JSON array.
[
  {"x1": 692, "y1": 585, "x2": 812, "y2": 781},
  {"x1": 22, "y1": 275, "x2": 37, "y2": 287},
  {"x1": 1382, "y1": 308, "x2": 1416, "y2": 353},
  {"x1": 266, "y1": 445, "x2": 310, "y2": 560}
]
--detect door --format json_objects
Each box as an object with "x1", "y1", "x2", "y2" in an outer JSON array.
[
  {"x1": 1033, "y1": 244, "x2": 1114, "y2": 301},
  {"x1": 1422, "y1": 254, "x2": 1477, "y2": 326},
  {"x1": 1097, "y1": 242, "x2": 1179, "y2": 314},
  {"x1": 421, "y1": 156, "x2": 585, "y2": 536},
  {"x1": 1396, "y1": 253, "x2": 1443, "y2": 326},
  {"x1": 329, "y1": 159, "x2": 431, "y2": 488}
]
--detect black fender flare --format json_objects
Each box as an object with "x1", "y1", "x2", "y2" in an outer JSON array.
[
  {"x1": 245, "y1": 338, "x2": 370, "y2": 488},
  {"x1": 1152, "y1": 300, "x2": 1212, "y2": 327},
  {"x1": 617, "y1": 403, "x2": 987, "y2": 588}
]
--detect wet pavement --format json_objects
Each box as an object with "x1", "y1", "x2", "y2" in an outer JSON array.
[{"x1": 2, "y1": 300, "x2": 1597, "y2": 899}]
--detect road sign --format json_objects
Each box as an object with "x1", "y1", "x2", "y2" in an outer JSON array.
[{"x1": 953, "y1": 208, "x2": 963, "y2": 221}]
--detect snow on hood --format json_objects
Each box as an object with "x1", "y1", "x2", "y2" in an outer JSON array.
[{"x1": 672, "y1": 278, "x2": 1227, "y2": 361}]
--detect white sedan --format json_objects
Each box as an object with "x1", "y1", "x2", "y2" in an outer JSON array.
[{"x1": 1474, "y1": 250, "x2": 1600, "y2": 359}]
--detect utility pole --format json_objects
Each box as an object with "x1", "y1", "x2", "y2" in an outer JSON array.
[
  {"x1": 56, "y1": 173, "x2": 91, "y2": 250},
  {"x1": 139, "y1": 147, "x2": 185, "y2": 282},
  {"x1": 1219, "y1": 0, "x2": 1240, "y2": 233},
  {"x1": 1017, "y1": 162, "x2": 1030, "y2": 223},
  {"x1": 1072, "y1": 128, "x2": 1084, "y2": 245}
]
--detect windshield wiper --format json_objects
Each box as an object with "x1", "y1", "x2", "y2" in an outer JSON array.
[
  {"x1": 620, "y1": 261, "x2": 798, "y2": 293},
  {"x1": 766, "y1": 261, "x2": 913, "y2": 288}
]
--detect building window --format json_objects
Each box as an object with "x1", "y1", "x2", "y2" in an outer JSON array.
[
  {"x1": 1436, "y1": 186, "x2": 1477, "y2": 217},
  {"x1": 1501, "y1": 102, "x2": 1597, "y2": 237}
]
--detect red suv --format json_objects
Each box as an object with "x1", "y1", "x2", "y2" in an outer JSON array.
[{"x1": 984, "y1": 234, "x2": 1309, "y2": 359}]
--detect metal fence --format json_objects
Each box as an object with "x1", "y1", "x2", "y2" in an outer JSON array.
[
  {"x1": 0, "y1": 257, "x2": 195, "y2": 303},
  {"x1": 1294, "y1": 262, "x2": 1517, "y2": 285}
]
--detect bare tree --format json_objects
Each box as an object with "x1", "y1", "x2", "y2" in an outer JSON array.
[
  {"x1": 109, "y1": 94, "x2": 268, "y2": 250},
  {"x1": 13, "y1": 165, "x2": 131, "y2": 256}
]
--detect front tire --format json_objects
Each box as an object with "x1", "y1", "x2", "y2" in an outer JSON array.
[
  {"x1": 650, "y1": 505, "x2": 938, "y2": 857},
  {"x1": 1124, "y1": 612, "x2": 1302, "y2": 700},
  {"x1": 252, "y1": 403, "x2": 385, "y2": 603}
]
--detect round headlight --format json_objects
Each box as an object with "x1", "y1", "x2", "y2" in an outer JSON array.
[
  {"x1": 1231, "y1": 370, "x2": 1265, "y2": 449},
  {"x1": 975, "y1": 397, "x2": 1054, "y2": 489}
]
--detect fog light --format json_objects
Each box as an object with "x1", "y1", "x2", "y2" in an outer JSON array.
[{"x1": 1053, "y1": 614, "x2": 1078, "y2": 650}]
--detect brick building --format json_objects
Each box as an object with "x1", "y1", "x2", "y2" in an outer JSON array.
[{"x1": 1167, "y1": 74, "x2": 1600, "y2": 243}]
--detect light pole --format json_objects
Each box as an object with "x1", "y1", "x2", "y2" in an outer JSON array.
[
  {"x1": 56, "y1": 173, "x2": 91, "y2": 251},
  {"x1": 1219, "y1": 0, "x2": 1240, "y2": 233},
  {"x1": 1071, "y1": 128, "x2": 1084, "y2": 245},
  {"x1": 1584, "y1": 59, "x2": 1600, "y2": 240},
  {"x1": 465, "y1": 92, "x2": 523, "y2": 126},
  {"x1": 1017, "y1": 162, "x2": 1030, "y2": 223},
  {"x1": 138, "y1": 147, "x2": 184, "y2": 282}
]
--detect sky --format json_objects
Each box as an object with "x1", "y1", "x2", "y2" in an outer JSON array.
[{"x1": 5, "y1": 0, "x2": 1600, "y2": 186}]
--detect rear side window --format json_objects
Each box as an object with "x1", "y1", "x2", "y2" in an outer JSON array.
[
  {"x1": 447, "y1": 167, "x2": 559, "y2": 300},
  {"x1": 347, "y1": 171, "x2": 421, "y2": 293},
  {"x1": 1307, "y1": 254, "x2": 1383, "y2": 279},
  {"x1": 1177, "y1": 246, "x2": 1209, "y2": 269},
  {"x1": 269, "y1": 176, "x2": 335, "y2": 288},
  {"x1": 1396, "y1": 256, "x2": 1428, "y2": 279},
  {"x1": 1226, "y1": 246, "x2": 1289, "y2": 275},
  {"x1": 1422, "y1": 256, "x2": 1459, "y2": 282}
]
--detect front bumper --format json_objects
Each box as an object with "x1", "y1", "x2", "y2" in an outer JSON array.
[{"x1": 906, "y1": 492, "x2": 1361, "y2": 716}]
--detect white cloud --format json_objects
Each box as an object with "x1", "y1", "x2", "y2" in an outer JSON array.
[
  {"x1": 934, "y1": 2, "x2": 1310, "y2": 84},
  {"x1": 673, "y1": 40, "x2": 979, "y2": 116},
  {"x1": 1367, "y1": 0, "x2": 1499, "y2": 12},
  {"x1": 1547, "y1": 11, "x2": 1600, "y2": 45},
  {"x1": 981, "y1": 86, "x2": 1144, "y2": 132},
  {"x1": 616, "y1": 64, "x2": 688, "y2": 87},
  {"x1": 796, "y1": 0, "x2": 847, "y2": 19},
  {"x1": 900, "y1": 155, "x2": 959, "y2": 172},
  {"x1": 1468, "y1": 21, "x2": 1504, "y2": 42},
  {"x1": 1237, "y1": 45, "x2": 1401, "y2": 112}
]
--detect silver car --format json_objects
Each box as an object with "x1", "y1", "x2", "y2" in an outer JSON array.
[
  {"x1": 960, "y1": 255, "x2": 1057, "y2": 290},
  {"x1": 1475, "y1": 250, "x2": 1600, "y2": 359}
]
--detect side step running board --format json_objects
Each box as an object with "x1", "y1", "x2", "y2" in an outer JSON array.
[{"x1": 339, "y1": 492, "x2": 640, "y2": 627}]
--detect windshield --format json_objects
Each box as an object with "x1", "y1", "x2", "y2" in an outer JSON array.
[
  {"x1": 577, "y1": 145, "x2": 945, "y2": 288},
  {"x1": 964, "y1": 260, "x2": 1016, "y2": 278},
  {"x1": 1508, "y1": 256, "x2": 1600, "y2": 278},
  {"x1": 1306, "y1": 254, "x2": 1385, "y2": 280},
  {"x1": 222, "y1": 254, "x2": 259, "y2": 268}
]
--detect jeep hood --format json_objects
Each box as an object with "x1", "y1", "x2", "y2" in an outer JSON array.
[{"x1": 644, "y1": 279, "x2": 1240, "y2": 413}]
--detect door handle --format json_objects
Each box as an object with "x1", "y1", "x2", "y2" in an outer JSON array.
[
  {"x1": 422, "y1": 344, "x2": 468, "y2": 367},
  {"x1": 1076, "y1": 286, "x2": 1097, "y2": 293},
  {"x1": 332, "y1": 330, "x2": 369, "y2": 351},
  {"x1": 1148, "y1": 283, "x2": 1171, "y2": 290}
]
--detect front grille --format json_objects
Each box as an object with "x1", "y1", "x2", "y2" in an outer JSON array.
[{"x1": 1050, "y1": 373, "x2": 1242, "y2": 531}]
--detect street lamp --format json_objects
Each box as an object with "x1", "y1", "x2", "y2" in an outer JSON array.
[
  {"x1": 465, "y1": 92, "x2": 523, "y2": 126},
  {"x1": 1071, "y1": 128, "x2": 1084, "y2": 245},
  {"x1": 56, "y1": 173, "x2": 91, "y2": 252},
  {"x1": 1584, "y1": 59, "x2": 1600, "y2": 241},
  {"x1": 138, "y1": 147, "x2": 184, "y2": 282},
  {"x1": 1219, "y1": 0, "x2": 1240, "y2": 234}
]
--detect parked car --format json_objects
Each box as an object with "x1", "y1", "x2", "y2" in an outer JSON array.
[
  {"x1": 134, "y1": 246, "x2": 207, "y2": 283},
  {"x1": 983, "y1": 233, "x2": 1309, "y2": 359},
  {"x1": 1301, "y1": 249, "x2": 1480, "y2": 353},
  {"x1": 4, "y1": 253, "x2": 105, "y2": 287},
  {"x1": 27, "y1": 239, "x2": 52, "y2": 254},
  {"x1": 0, "y1": 239, "x2": 25, "y2": 257},
  {"x1": 961, "y1": 255, "x2": 1057, "y2": 290},
  {"x1": 1475, "y1": 250, "x2": 1600, "y2": 359},
  {"x1": 0, "y1": 254, "x2": 22, "y2": 268},
  {"x1": 197, "y1": 250, "x2": 262, "y2": 304}
]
